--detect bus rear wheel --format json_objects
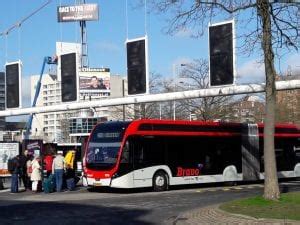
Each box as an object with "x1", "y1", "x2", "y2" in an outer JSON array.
[{"x1": 153, "y1": 171, "x2": 168, "y2": 192}]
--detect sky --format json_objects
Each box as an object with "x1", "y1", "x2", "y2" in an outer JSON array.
[{"x1": 0, "y1": 0, "x2": 299, "y2": 113}]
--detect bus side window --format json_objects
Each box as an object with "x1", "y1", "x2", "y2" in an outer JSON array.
[
  {"x1": 132, "y1": 137, "x2": 144, "y2": 169},
  {"x1": 121, "y1": 141, "x2": 130, "y2": 163},
  {"x1": 135, "y1": 148, "x2": 144, "y2": 164}
]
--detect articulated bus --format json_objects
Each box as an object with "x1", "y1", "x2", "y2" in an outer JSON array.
[{"x1": 82, "y1": 120, "x2": 300, "y2": 191}]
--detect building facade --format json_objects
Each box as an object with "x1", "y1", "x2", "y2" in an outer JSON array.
[
  {"x1": 227, "y1": 95, "x2": 265, "y2": 123},
  {"x1": 276, "y1": 74, "x2": 300, "y2": 124},
  {"x1": 30, "y1": 73, "x2": 126, "y2": 143},
  {"x1": 0, "y1": 72, "x2": 5, "y2": 131}
]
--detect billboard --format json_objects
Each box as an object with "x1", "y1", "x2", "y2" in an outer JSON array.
[
  {"x1": 126, "y1": 36, "x2": 149, "y2": 95},
  {"x1": 0, "y1": 142, "x2": 19, "y2": 176},
  {"x1": 209, "y1": 20, "x2": 235, "y2": 86},
  {"x1": 5, "y1": 61, "x2": 22, "y2": 108},
  {"x1": 61, "y1": 53, "x2": 77, "y2": 102},
  {"x1": 57, "y1": 4, "x2": 99, "y2": 22},
  {"x1": 79, "y1": 68, "x2": 110, "y2": 98}
]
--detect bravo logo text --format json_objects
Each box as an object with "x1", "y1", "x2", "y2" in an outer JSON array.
[{"x1": 176, "y1": 167, "x2": 200, "y2": 176}]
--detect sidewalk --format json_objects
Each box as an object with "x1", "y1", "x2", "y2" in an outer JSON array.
[
  {"x1": 169, "y1": 205, "x2": 299, "y2": 225},
  {"x1": 0, "y1": 177, "x2": 27, "y2": 193},
  {"x1": 0, "y1": 176, "x2": 84, "y2": 193}
]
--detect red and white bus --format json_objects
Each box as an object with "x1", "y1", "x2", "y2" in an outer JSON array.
[{"x1": 82, "y1": 119, "x2": 300, "y2": 191}]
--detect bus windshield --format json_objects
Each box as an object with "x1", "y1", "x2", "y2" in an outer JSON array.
[{"x1": 86, "y1": 122, "x2": 130, "y2": 170}]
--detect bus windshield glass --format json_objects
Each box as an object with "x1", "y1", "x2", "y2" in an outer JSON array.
[{"x1": 86, "y1": 122, "x2": 130, "y2": 170}]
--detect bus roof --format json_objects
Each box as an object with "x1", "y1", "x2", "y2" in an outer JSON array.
[
  {"x1": 125, "y1": 119, "x2": 300, "y2": 138},
  {"x1": 92, "y1": 119, "x2": 299, "y2": 138}
]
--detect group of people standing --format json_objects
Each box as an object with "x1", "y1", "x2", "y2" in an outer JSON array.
[{"x1": 9, "y1": 150, "x2": 70, "y2": 193}]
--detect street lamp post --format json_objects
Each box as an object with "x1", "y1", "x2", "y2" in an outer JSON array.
[
  {"x1": 173, "y1": 64, "x2": 176, "y2": 120},
  {"x1": 188, "y1": 83, "x2": 191, "y2": 121},
  {"x1": 179, "y1": 80, "x2": 192, "y2": 121},
  {"x1": 173, "y1": 64, "x2": 187, "y2": 120}
]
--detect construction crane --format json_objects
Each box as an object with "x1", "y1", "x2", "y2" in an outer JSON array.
[{"x1": 24, "y1": 56, "x2": 57, "y2": 139}]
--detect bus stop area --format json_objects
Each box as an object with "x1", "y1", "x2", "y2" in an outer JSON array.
[{"x1": 0, "y1": 174, "x2": 84, "y2": 192}]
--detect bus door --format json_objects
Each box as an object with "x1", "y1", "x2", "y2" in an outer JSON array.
[
  {"x1": 132, "y1": 137, "x2": 148, "y2": 187},
  {"x1": 241, "y1": 123, "x2": 260, "y2": 180},
  {"x1": 132, "y1": 136, "x2": 167, "y2": 187},
  {"x1": 118, "y1": 137, "x2": 147, "y2": 187},
  {"x1": 118, "y1": 140, "x2": 134, "y2": 182}
]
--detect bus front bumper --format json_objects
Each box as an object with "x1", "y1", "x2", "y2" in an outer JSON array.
[{"x1": 86, "y1": 177, "x2": 111, "y2": 187}]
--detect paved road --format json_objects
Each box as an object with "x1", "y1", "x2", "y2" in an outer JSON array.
[{"x1": 0, "y1": 181, "x2": 299, "y2": 225}]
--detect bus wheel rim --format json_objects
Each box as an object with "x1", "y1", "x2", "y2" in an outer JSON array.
[{"x1": 155, "y1": 175, "x2": 164, "y2": 187}]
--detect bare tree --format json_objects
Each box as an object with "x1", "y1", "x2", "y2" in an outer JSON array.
[
  {"x1": 138, "y1": 0, "x2": 299, "y2": 200},
  {"x1": 110, "y1": 72, "x2": 164, "y2": 120},
  {"x1": 177, "y1": 59, "x2": 233, "y2": 121}
]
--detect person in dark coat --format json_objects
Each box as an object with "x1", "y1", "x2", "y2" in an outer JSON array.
[
  {"x1": 18, "y1": 150, "x2": 30, "y2": 190},
  {"x1": 65, "y1": 164, "x2": 75, "y2": 191},
  {"x1": 10, "y1": 155, "x2": 20, "y2": 193}
]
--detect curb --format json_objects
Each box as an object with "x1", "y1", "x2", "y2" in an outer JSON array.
[{"x1": 0, "y1": 187, "x2": 26, "y2": 193}]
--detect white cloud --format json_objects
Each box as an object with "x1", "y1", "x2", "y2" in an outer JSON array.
[
  {"x1": 237, "y1": 53, "x2": 300, "y2": 84},
  {"x1": 236, "y1": 60, "x2": 265, "y2": 84},
  {"x1": 279, "y1": 53, "x2": 300, "y2": 75}
]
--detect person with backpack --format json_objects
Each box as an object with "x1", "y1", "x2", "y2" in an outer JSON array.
[
  {"x1": 8, "y1": 155, "x2": 20, "y2": 193},
  {"x1": 65, "y1": 164, "x2": 75, "y2": 191}
]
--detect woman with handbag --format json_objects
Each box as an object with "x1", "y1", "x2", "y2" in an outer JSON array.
[{"x1": 26, "y1": 155, "x2": 33, "y2": 190}]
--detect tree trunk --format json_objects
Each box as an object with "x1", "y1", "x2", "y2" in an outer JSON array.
[{"x1": 257, "y1": 0, "x2": 280, "y2": 200}]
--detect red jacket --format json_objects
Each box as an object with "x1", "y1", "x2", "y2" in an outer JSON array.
[{"x1": 44, "y1": 155, "x2": 53, "y2": 172}]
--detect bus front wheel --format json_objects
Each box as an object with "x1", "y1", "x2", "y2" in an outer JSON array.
[{"x1": 153, "y1": 171, "x2": 168, "y2": 192}]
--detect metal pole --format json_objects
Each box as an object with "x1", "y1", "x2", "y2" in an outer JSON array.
[
  {"x1": 188, "y1": 84, "x2": 192, "y2": 121},
  {"x1": 159, "y1": 103, "x2": 162, "y2": 120},
  {"x1": 173, "y1": 101, "x2": 176, "y2": 120},
  {"x1": 0, "y1": 80, "x2": 299, "y2": 117},
  {"x1": 122, "y1": 79, "x2": 125, "y2": 121},
  {"x1": 77, "y1": 0, "x2": 88, "y2": 68},
  {"x1": 173, "y1": 64, "x2": 176, "y2": 120}
]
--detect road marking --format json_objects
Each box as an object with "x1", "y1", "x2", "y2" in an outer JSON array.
[
  {"x1": 207, "y1": 189, "x2": 217, "y2": 192},
  {"x1": 232, "y1": 187, "x2": 243, "y2": 190}
]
